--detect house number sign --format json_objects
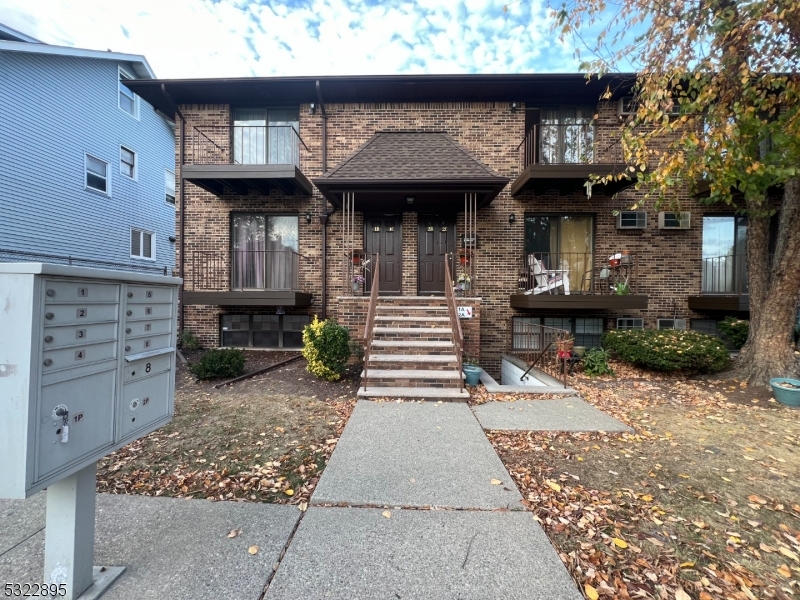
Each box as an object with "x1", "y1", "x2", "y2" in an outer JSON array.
[{"x1": 457, "y1": 306, "x2": 473, "y2": 319}]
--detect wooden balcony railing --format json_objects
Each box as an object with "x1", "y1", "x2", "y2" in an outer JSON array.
[
  {"x1": 187, "y1": 125, "x2": 308, "y2": 167},
  {"x1": 189, "y1": 250, "x2": 302, "y2": 292},
  {"x1": 517, "y1": 252, "x2": 638, "y2": 296}
]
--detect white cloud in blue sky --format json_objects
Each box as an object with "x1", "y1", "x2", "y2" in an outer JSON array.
[{"x1": 1, "y1": 0, "x2": 583, "y2": 78}]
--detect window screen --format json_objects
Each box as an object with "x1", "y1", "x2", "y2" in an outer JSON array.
[{"x1": 85, "y1": 154, "x2": 108, "y2": 193}]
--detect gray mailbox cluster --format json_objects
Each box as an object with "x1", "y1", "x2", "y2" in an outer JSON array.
[{"x1": 0, "y1": 263, "x2": 182, "y2": 499}]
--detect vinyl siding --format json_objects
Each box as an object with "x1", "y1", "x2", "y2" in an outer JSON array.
[{"x1": 0, "y1": 51, "x2": 175, "y2": 271}]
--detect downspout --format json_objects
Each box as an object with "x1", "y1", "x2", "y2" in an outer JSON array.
[
  {"x1": 316, "y1": 80, "x2": 330, "y2": 318},
  {"x1": 161, "y1": 84, "x2": 186, "y2": 331}
]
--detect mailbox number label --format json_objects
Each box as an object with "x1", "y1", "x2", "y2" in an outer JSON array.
[
  {"x1": 77, "y1": 287, "x2": 88, "y2": 297},
  {"x1": 144, "y1": 323, "x2": 152, "y2": 332},
  {"x1": 75, "y1": 350, "x2": 85, "y2": 361},
  {"x1": 76, "y1": 329, "x2": 86, "y2": 339},
  {"x1": 76, "y1": 308, "x2": 87, "y2": 318},
  {"x1": 373, "y1": 226, "x2": 380, "y2": 232},
  {"x1": 146, "y1": 290, "x2": 153, "y2": 298},
  {"x1": 145, "y1": 362, "x2": 152, "y2": 373},
  {"x1": 73, "y1": 412, "x2": 84, "y2": 424},
  {"x1": 427, "y1": 226, "x2": 434, "y2": 232},
  {"x1": 145, "y1": 307, "x2": 153, "y2": 315},
  {"x1": 143, "y1": 397, "x2": 150, "y2": 406},
  {"x1": 144, "y1": 340, "x2": 151, "y2": 348}
]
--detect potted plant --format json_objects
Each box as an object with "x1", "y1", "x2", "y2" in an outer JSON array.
[
  {"x1": 457, "y1": 273, "x2": 471, "y2": 291},
  {"x1": 613, "y1": 282, "x2": 631, "y2": 295},
  {"x1": 770, "y1": 377, "x2": 800, "y2": 408},
  {"x1": 352, "y1": 275, "x2": 364, "y2": 292},
  {"x1": 462, "y1": 356, "x2": 482, "y2": 386},
  {"x1": 556, "y1": 337, "x2": 574, "y2": 359}
]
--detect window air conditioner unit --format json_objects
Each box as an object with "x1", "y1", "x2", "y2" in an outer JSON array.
[
  {"x1": 657, "y1": 318, "x2": 686, "y2": 330},
  {"x1": 616, "y1": 318, "x2": 644, "y2": 330},
  {"x1": 658, "y1": 211, "x2": 691, "y2": 229},
  {"x1": 618, "y1": 96, "x2": 636, "y2": 115},
  {"x1": 617, "y1": 210, "x2": 647, "y2": 230}
]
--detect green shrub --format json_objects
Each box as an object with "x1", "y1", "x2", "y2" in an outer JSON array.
[
  {"x1": 602, "y1": 329, "x2": 730, "y2": 373},
  {"x1": 179, "y1": 328, "x2": 201, "y2": 350},
  {"x1": 717, "y1": 316, "x2": 749, "y2": 349},
  {"x1": 302, "y1": 316, "x2": 352, "y2": 381},
  {"x1": 189, "y1": 348, "x2": 246, "y2": 379},
  {"x1": 582, "y1": 348, "x2": 614, "y2": 377}
]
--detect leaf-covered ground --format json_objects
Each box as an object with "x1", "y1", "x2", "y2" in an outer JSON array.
[
  {"x1": 96, "y1": 357, "x2": 357, "y2": 506},
  {"x1": 485, "y1": 362, "x2": 800, "y2": 600}
]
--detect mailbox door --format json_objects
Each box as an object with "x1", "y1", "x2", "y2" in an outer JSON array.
[
  {"x1": 119, "y1": 370, "x2": 172, "y2": 439},
  {"x1": 35, "y1": 369, "x2": 116, "y2": 481}
]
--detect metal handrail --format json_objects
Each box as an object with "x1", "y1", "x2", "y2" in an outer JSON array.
[
  {"x1": 701, "y1": 254, "x2": 749, "y2": 295},
  {"x1": 189, "y1": 249, "x2": 303, "y2": 291},
  {"x1": 518, "y1": 251, "x2": 638, "y2": 295},
  {"x1": 444, "y1": 253, "x2": 464, "y2": 392},
  {"x1": 517, "y1": 123, "x2": 600, "y2": 169},
  {"x1": 362, "y1": 255, "x2": 380, "y2": 392},
  {"x1": 510, "y1": 320, "x2": 572, "y2": 389},
  {"x1": 187, "y1": 125, "x2": 310, "y2": 166}
]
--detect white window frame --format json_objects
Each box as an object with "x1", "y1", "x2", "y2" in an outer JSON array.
[
  {"x1": 130, "y1": 227, "x2": 155, "y2": 261},
  {"x1": 84, "y1": 153, "x2": 110, "y2": 196},
  {"x1": 165, "y1": 169, "x2": 176, "y2": 205},
  {"x1": 120, "y1": 146, "x2": 137, "y2": 180},
  {"x1": 616, "y1": 317, "x2": 644, "y2": 330},
  {"x1": 118, "y1": 67, "x2": 139, "y2": 119}
]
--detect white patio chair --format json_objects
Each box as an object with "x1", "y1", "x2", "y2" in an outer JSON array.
[{"x1": 524, "y1": 255, "x2": 570, "y2": 295}]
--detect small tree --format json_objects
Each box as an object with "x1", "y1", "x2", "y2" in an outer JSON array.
[{"x1": 302, "y1": 316, "x2": 352, "y2": 381}]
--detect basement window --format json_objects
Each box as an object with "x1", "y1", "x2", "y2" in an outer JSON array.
[{"x1": 221, "y1": 314, "x2": 309, "y2": 349}]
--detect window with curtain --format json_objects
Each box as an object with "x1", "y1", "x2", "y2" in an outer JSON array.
[
  {"x1": 525, "y1": 215, "x2": 594, "y2": 293},
  {"x1": 231, "y1": 214, "x2": 299, "y2": 290},
  {"x1": 539, "y1": 107, "x2": 595, "y2": 164},
  {"x1": 233, "y1": 108, "x2": 300, "y2": 165}
]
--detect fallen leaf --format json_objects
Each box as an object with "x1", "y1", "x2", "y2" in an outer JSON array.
[
  {"x1": 545, "y1": 480, "x2": 562, "y2": 493},
  {"x1": 612, "y1": 537, "x2": 628, "y2": 549},
  {"x1": 248, "y1": 545, "x2": 259, "y2": 555},
  {"x1": 584, "y1": 583, "x2": 599, "y2": 600},
  {"x1": 759, "y1": 542, "x2": 776, "y2": 553},
  {"x1": 382, "y1": 510, "x2": 392, "y2": 519},
  {"x1": 777, "y1": 564, "x2": 792, "y2": 578},
  {"x1": 227, "y1": 529, "x2": 242, "y2": 538},
  {"x1": 490, "y1": 479, "x2": 503, "y2": 485},
  {"x1": 675, "y1": 587, "x2": 691, "y2": 600},
  {"x1": 779, "y1": 547, "x2": 799, "y2": 562},
  {"x1": 298, "y1": 502, "x2": 308, "y2": 512},
  {"x1": 285, "y1": 489, "x2": 294, "y2": 496}
]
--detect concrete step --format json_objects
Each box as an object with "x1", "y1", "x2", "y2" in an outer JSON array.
[
  {"x1": 361, "y1": 368, "x2": 464, "y2": 388},
  {"x1": 367, "y1": 354, "x2": 458, "y2": 370},
  {"x1": 372, "y1": 327, "x2": 453, "y2": 342},
  {"x1": 375, "y1": 305, "x2": 449, "y2": 313},
  {"x1": 370, "y1": 340, "x2": 455, "y2": 355},
  {"x1": 377, "y1": 297, "x2": 449, "y2": 308},
  {"x1": 374, "y1": 316, "x2": 451, "y2": 323},
  {"x1": 356, "y1": 386, "x2": 470, "y2": 400}
]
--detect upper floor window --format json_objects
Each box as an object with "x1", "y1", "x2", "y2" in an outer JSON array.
[
  {"x1": 131, "y1": 227, "x2": 154, "y2": 260},
  {"x1": 119, "y1": 68, "x2": 138, "y2": 118},
  {"x1": 165, "y1": 169, "x2": 176, "y2": 204},
  {"x1": 120, "y1": 146, "x2": 136, "y2": 179},
  {"x1": 233, "y1": 107, "x2": 300, "y2": 166},
  {"x1": 531, "y1": 107, "x2": 595, "y2": 164},
  {"x1": 85, "y1": 153, "x2": 109, "y2": 195}
]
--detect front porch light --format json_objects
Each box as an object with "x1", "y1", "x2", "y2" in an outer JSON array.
[
  {"x1": 508, "y1": 213, "x2": 516, "y2": 225},
  {"x1": 406, "y1": 196, "x2": 414, "y2": 205},
  {"x1": 276, "y1": 306, "x2": 285, "y2": 315}
]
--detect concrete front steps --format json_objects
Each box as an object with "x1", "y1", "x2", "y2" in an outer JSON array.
[{"x1": 357, "y1": 297, "x2": 469, "y2": 400}]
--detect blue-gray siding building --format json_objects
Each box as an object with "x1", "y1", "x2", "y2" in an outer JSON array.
[{"x1": 0, "y1": 25, "x2": 175, "y2": 274}]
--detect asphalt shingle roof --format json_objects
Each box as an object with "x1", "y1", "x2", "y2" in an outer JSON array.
[{"x1": 318, "y1": 131, "x2": 506, "y2": 181}]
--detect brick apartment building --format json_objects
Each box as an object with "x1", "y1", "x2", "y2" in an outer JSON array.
[{"x1": 128, "y1": 74, "x2": 761, "y2": 390}]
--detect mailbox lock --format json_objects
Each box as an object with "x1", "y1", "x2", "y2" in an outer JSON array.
[
  {"x1": 126, "y1": 328, "x2": 131, "y2": 334},
  {"x1": 130, "y1": 398, "x2": 140, "y2": 411},
  {"x1": 43, "y1": 358, "x2": 53, "y2": 367},
  {"x1": 127, "y1": 292, "x2": 133, "y2": 298},
  {"x1": 125, "y1": 345, "x2": 131, "y2": 352},
  {"x1": 127, "y1": 310, "x2": 133, "y2": 316},
  {"x1": 46, "y1": 289, "x2": 56, "y2": 297},
  {"x1": 45, "y1": 312, "x2": 54, "y2": 320},
  {"x1": 44, "y1": 335, "x2": 54, "y2": 343}
]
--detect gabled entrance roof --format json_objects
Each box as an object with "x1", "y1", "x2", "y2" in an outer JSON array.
[{"x1": 313, "y1": 131, "x2": 509, "y2": 210}]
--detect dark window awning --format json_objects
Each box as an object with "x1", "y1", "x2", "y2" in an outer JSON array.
[
  {"x1": 182, "y1": 164, "x2": 313, "y2": 197},
  {"x1": 509, "y1": 163, "x2": 636, "y2": 196},
  {"x1": 313, "y1": 132, "x2": 509, "y2": 210}
]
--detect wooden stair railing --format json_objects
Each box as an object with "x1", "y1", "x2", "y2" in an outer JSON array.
[
  {"x1": 444, "y1": 254, "x2": 464, "y2": 392},
  {"x1": 361, "y1": 255, "x2": 380, "y2": 391}
]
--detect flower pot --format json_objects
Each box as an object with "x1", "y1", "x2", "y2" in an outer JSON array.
[
  {"x1": 609, "y1": 258, "x2": 621, "y2": 267},
  {"x1": 770, "y1": 378, "x2": 800, "y2": 408},
  {"x1": 352, "y1": 282, "x2": 360, "y2": 292},
  {"x1": 463, "y1": 365, "x2": 482, "y2": 386},
  {"x1": 462, "y1": 281, "x2": 471, "y2": 291},
  {"x1": 353, "y1": 256, "x2": 361, "y2": 265},
  {"x1": 556, "y1": 339, "x2": 574, "y2": 352},
  {"x1": 573, "y1": 346, "x2": 586, "y2": 358}
]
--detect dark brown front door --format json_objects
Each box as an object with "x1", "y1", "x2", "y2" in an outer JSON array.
[
  {"x1": 418, "y1": 215, "x2": 456, "y2": 295},
  {"x1": 365, "y1": 215, "x2": 402, "y2": 295}
]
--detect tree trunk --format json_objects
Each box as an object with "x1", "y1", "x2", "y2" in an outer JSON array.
[{"x1": 737, "y1": 177, "x2": 800, "y2": 385}]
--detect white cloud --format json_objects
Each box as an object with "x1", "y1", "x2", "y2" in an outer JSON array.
[{"x1": 0, "y1": 0, "x2": 581, "y2": 78}]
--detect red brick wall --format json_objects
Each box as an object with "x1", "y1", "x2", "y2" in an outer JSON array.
[{"x1": 177, "y1": 99, "x2": 736, "y2": 377}]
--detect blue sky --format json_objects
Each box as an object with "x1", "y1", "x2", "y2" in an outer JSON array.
[{"x1": 1, "y1": 0, "x2": 585, "y2": 78}]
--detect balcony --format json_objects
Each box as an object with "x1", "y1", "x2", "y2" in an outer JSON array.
[
  {"x1": 510, "y1": 252, "x2": 649, "y2": 310},
  {"x1": 183, "y1": 250, "x2": 313, "y2": 307},
  {"x1": 182, "y1": 125, "x2": 313, "y2": 197},
  {"x1": 509, "y1": 124, "x2": 634, "y2": 197},
  {"x1": 688, "y1": 255, "x2": 750, "y2": 312}
]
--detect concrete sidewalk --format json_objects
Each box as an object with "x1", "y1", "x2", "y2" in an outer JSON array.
[
  {"x1": 473, "y1": 396, "x2": 633, "y2": 432},
  {"x1": 0, "y1": 494, "x2": 299, "y2": 599}
]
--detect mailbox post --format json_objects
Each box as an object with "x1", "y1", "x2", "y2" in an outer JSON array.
[{"x1": 0, "y1": 263, "x2": 182, "y2": 599}]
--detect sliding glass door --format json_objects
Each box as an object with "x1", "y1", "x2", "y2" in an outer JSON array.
[
  {"x1": 702, "y1": 216, "x2": 747, "y2": 293},
  {"x1": 539, "y1": 107, "x2": 595, "y2": 164},
  {"x1": 525, "y1": 215, "x2": 594, "y2": 291},
  {"x1": 231, "y1": 214, "x2": 299, "y2": 290},
  {"x1": 233, "y1": 108, "x2": 300, "y2": 165}
]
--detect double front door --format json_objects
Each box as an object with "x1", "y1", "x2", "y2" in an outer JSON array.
[{"x1": 364, "y1": 214, "x2": 456, "y2": 295}]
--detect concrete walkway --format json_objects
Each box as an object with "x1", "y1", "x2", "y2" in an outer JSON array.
[{"x1": 473, "y1": 396, "x2": 633, "y2": 432}]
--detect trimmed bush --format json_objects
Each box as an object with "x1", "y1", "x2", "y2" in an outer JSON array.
[
  {"x1": 302, "y1": 316, "x2": 352, "y2": 381},
  {"x1": 602, "y1": 329, "x2": 730, "y2": 373},
  {"x1": 189, "y1": 348, "x2": 246, "y2": 379},
  {"x1": 717, "y1": 316, "x2": 749, "y2": 349},
  {"x1": 179, "y1": 328, "x2": 201, "y2": 350},
  {"x1": 582, "y1": 348, "x2": 614, "y2": 377}
]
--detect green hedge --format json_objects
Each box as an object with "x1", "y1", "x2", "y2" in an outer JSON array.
[
  {"x1": 302, "y1": 317, "x2": 352, "y2": 381},
  {"x1": 189, "y1": 348, "x2": 246, "y2": 379},
  {"x1": 717, "y1": 316, "x2": 749, "y2": 349},
  {"x1": 602, "y1": 329, "x2": 730, "y2": 373}
]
